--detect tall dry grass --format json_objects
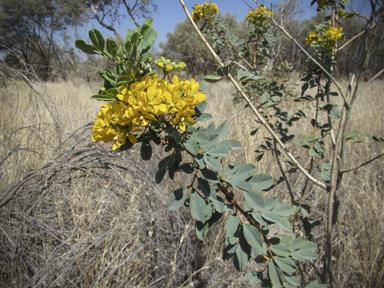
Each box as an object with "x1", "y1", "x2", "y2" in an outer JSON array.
[{"x1": 0, "y1": 65, "x2": 383, "y2": 287}]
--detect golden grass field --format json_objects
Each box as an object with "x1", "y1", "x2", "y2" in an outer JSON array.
[{"x1": 0, "y1": 72, "x2": 383, "y2": 287}]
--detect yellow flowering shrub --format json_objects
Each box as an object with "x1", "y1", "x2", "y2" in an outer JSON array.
[
  {"x1": 246, "y1": 5, "x2": 273, "y2": 26},
  {"x1": 91, "y1": 73, "x2": 206, "y2": 150},
  {"x1": 191, "y1": 2, "x2": 219, "y2": 22},
  {"x1": 305, "y1": 26, "x2": 343, "y2": 50}
]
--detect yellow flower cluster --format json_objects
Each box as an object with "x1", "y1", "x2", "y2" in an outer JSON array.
[
  {"x1": 325, "y1": 27, "x2": 343, "y2": 46},
  {"x1": 305, "y1": 27, "x2": 343, "y2": 49},
  {"x1": 246, "y1": 5, "x2": 273, "y2": 25},
  {"x1": 305, "y1": 30, "x2": 319, "y2": 46},
  {"x1": 91, "y1": 74, "x2": 206, "y2": 150},
  {"x1": 192, "y1": 2, "x2": 219, "y2": 22},
  {"x1": 154, "y1": 57, "x2": 187, "y2": 73}
]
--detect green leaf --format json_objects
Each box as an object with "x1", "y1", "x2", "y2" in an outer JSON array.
[
  {"x1": 262, "y1": 212, "x2": 280, "y2": 223},
  {"x1": 248, "y1": 174, "x2": 274, "y2": 190},
  {"x1": 226, "y1": 214, "x2": 239, "y2": 237},
  {"x1": 198, "y1": 82, "x2": 208, "y2": 92},
  {"x1": 195, "y1": 221, "x2": 209, "y2": 240},
  {"x1": 183, "y1": 138, "x2": 199, "y2": 155},
  {"x1": 292, "y1": 250, "x2": 318, "y2": 261},
  {"x1": 140, "y1": 18, "x2": 154, "y2": 35},
  {"x1": 190, "y1": 190, "x2": 207, "y2": 221},
  {"x1": 201, "y1": 169, "x2": 219, "y2": 183},
  {"x1": 235, "y1": 181, "x2": 253, "y2": 192},
  {"x1": 100, "y1": 69, "x2": 116, "y2": 83},
  {"x1": 89, "y1": 29, "x2": 105, "y2": 51},
  {"x1": 275, "y1": 216, "x2": 293, "y2": 232},
  {"x1": 221, "y1": 139, "x2": 242, "y2": 150},
  {"x1": 274, "y1": 256, "x2": 296, "y2": 274},
  {"x1": 347, "y1": 130, "x2": 359, "y2": 141},
  {"x1": 285, "y1": 274, "x2": 300, "y2": 286},
  {"x1": 149, "y1": 128, "x2": 161, "y2": 145},
  {"x1": 106, "y1": 38, "x2": 117, "y2": 58},
  {"x1": 242, "y1": 272, "x2": 262, "y2": 285},
  {"x1": 204, "y1": 73, "x2": 223, "y2": 83},
  {"x1": 243, "y1": 191, "x2": 265, "y2": 211},
  {"x1": 233, "y1": 164, "x2": 257, "y2": 180},
  {"x1": 140, "y1": 28, "x2": 158, "y2": 51},
  {"x1": 206, "y1": 145, "x2": 230, "y2": 157},
  {"x1": 204, "y1": 155, "x2": 222, "y2": 172},
  {"x1": 194, "y1": 101, "x2": 207, "y2": 114},
  {"x1": 268, "y1": 260, "x2": 284, "y2": 287},
  {"x1": 198, "y1": 178, "x2": 216, "y2": 200},
  {"x1": 140, "y1": 139, "x2": 152, "y2": 160},
  {"x1": 271, "y1": 203, "x2": 294, "y2": 216},
  {"x1": 155, "y1": 164, "x2": 166, "y2": 184},
  {"x1": 233, "y1": 242, "x2": 249, "y2": 271},
  {"x1": 75, "y1": 39, "x2": 100, "y2": 54},
  {"x1": 271, "y1": 244, "x2": 291, "y2": 257},
  {"x1": 330, "y1": 109, "x2": 341, "y2": 119},
  {"x1": 90, "y1": 94, "x2": 116, "y2": 101},
  {"x1": 215, "y1": 122, "x2": 229, "y2": 140},
  {"x1": 294, "y1": 134, "x2": 319, "y2": 145},
  {"x1": 179, "y1": 163, "x2": 194, "y2": 174},
  {"x1": 167, "y1": 187, "x2": 188, "y2": 211},
  {"x1": 195, "y1": 113, "x2": 213, "y2": 122},
  {"x1": 243, "y1": 224, "x2": 263, "y2": 250}
]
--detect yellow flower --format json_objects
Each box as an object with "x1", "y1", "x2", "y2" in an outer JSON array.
[
  {"x1": 192, "y1": 2, "x2": 219, "y2": 22},
  {"x1": 246, "y1": 5, "x2": 272, "y2": 25},
  {"x1": 325, "y1": 26, "x2": 343, "y2": 45},
  {"x1": 305, "y1": 30, "x2": 319, "y2": 46}
]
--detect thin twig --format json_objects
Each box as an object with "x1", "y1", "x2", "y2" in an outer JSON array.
[{"x1": 340, "y1": 152, "x2": 384, "y2": 174}]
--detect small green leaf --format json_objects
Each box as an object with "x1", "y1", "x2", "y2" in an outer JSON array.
[
  {"x1": 140, "y1": 28, "x2": 158, "y2": 51},
  {"x1": 75, "y1": 39, "x2": 100, "y2": 54},
  {"x1": 274, "y1": 256, "x2": 296, "y2": 274},
  {"x1": 285, "y1": 274, "x2": 300, "y2": 286},
  {"x1": 183, "y1": 138, "x2": 199, "y2": 155},
  {"x1": 190, "y1": 190, "x2": 207, "y2": 221},
  {"x1": 271, "y1": 244, "x2": 291, "y2": 257},
  {"x1": 195, "y1": 221, "x2": 208, "y2": 240},
  {"x1": 268, "y1": 260, "x2": 284, "y2": 287},
  {"x1": 226, "y1": 214, "x2": 239, "y2": 237},
  {"x1": 235, "y1": 181, "x2": 253, "y2": 192},
  {"x1": 89, "y1": 29, "x2": 105, "y2": 51},
  {"x1": 140, "y1": 139, "x2": 152, "y2": 160},
  {"x1": 233, "y1": 164, "x2": 257, "y2": 180},
  {"x1": 149, "y1": 128, "x2": 161, "y2": 145},
  {"x1": 248, "y1": 174, "x2": 274, "y2": 190},
  {"x1": 106, "y1": 38, "x2": 117, "y2": 58},
  {"x1": 215, "y1": 122, "x2": 229, "y2": 140},
  {"x1": 243, "y1": 224, "x2": 263, "y2": 250},
  {"x1": 167, "y1": 187, "x2": 188, "y2": 211},
  {"x1": 204, "y1": 73, "x2": 223, "y2": 83},
  {"x1": 195, "y1": 113, "x2": 212, "y2": 122},
  {"x1": 243, "y1": 191, "x2": 265, "y2": 211},
  {"x1": 233, "y1": 242, "x2": 249, "y2": 271},
  {"x1": 201, "y1": 169, "x2": 219, "y2": 183},
  {"x1": 140, "y1": 18, "x2": 154, "y2": 35},
  {"x1": 198, "y1": 178, "x2": 216, "y2": 200},
  {"x1": 179, "y1": 163, "x2": 194, "y2": 174},
  {"x1": 204, "y1": 155, "x2": 222, "y2": 172}
]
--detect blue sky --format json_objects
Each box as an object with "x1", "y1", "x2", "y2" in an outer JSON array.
[{"x1": 77, "y1": 0, "x2": 372, "y2": 47}]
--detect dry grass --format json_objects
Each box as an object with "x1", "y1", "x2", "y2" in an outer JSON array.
[{"x1": 0, "y1": 65, "x2": 383, "y2": 287}]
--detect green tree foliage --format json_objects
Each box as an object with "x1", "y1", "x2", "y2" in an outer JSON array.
[
  {"x1": 159, "y1": 12, "x2": 247, "y2": 77},
  {"x1": 0, "y1": 0, "x2": 85, "y2": 80}
]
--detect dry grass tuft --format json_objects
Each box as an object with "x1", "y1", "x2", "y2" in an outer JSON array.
[{"x1": 0, "y1": 65, "x2": 383, "y2": 287}]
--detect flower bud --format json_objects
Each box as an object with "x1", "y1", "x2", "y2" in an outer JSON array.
[{"x1": 165, "y1": 64, "x2": 173, "y2": 72}]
